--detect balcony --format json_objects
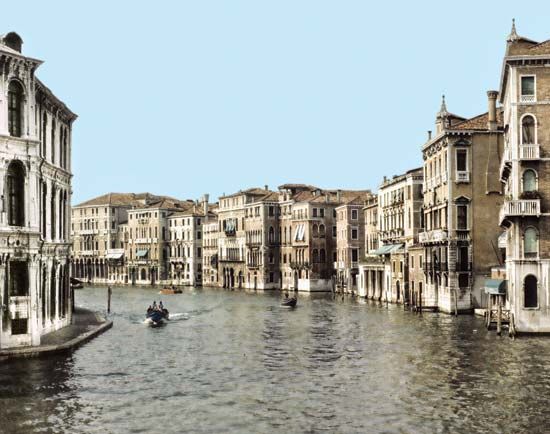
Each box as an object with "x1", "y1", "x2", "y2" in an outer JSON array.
[
  {"x1": 499, "y1": 199, "x2": 540, "y2": 226},
  {"x1": 456, "y1": 171, "x2": 470, "y2": 183},
  {"x1": 500, "y1": 147, "x2": 512, "y2": 181},
  {"x1": 519, "y1": 144, "x2": 540, "y2": 160},
  {"x1": 419, "y1": 229, "x2": 448, "y2": 244},
  {"x1": 80, "y1": 229, "x2": 98, "y2": 235},
  {"x1": 520, "y1": 94, "x2": 535, "y2": 103}
]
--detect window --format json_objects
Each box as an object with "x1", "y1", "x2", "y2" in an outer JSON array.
[
  {"x1": 351, "y1": 209, "x2": 358, "y2": 220},
  {"x1": 6, "y1": 161, "x2": 25, "y2": 226},
  {"x1": 312, "y1": 224, "x2": 318, "y2": 237},
  {"x1": 332, "y1": 226, "x2": 337, "y2": 237},
  {"x1": 457, "y1": 205, "x2": 467, "y2": 230},
  {"x1": 456, "y1": 150, "x2": 467, "y2": 172},
  {"x1": 351, "y1": 248, "x2": 358, "y2": 262},
  {"x1": 11, "y1": 318, "x2": 28, "y2": 335},
  {"x1": 522, "y1": 169, "x2": 537, "y2": 192},
  {"x1": 312, "y1": 208, "x2": 318, "y2": 217},
  {"x1": 9, "y1": 261, "x2": 29, "y2": 296},
  {"x1": 320, "y1": 208, "x2": 325, "y2": 218},
  {"x1": 351, "y1": 227, "x2": 358, "y2": 240},
  {"x1": 320, "y1": 249, "x2": 326, "y2": 263},
  {"x1": 312, "y1": 249, "x2": 319, "y2": 263},
  {"x1": 411, "y1": 255, "x2": 415, "y2": 269},
  {"x1": 268, "y1": 226, "x2": 275, "y2": 243},
  {"x1": 319, "y1": 224, "x2": 325, "y2": 237},
  {"x1": 521, "y1": 76, "x2": 535, "y2": 102},
  {"x1": 524, "y1": 227, "x2": 538, "y2": 258},
  {"x1": 524, "y1": 274, "x2": 538, "y2": 308},
  {"x1": 8, "y1": 81, "x2": 24, "y2": 137},
  {"x1": 521, "y1": 115, "x2": 536, "y2": 144}
]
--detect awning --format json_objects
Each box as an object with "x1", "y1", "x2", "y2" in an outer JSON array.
[
  {"x1": 484, "y1": 279, "x2": 507, "y2": 295},
  {"x1": 371, "y1": 243, "x2": 403, "y2": 256},
  {"x1": 136, "y1": 249, "x2": 149, "y2": 258},
  {"x1": 105, "y1": 252, "x2": 124, "y2": 260}
]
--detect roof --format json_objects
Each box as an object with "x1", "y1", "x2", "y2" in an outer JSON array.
[
  {"x1": 168, "y1": 203, "x2": 217, "y2": 218},
  {"x1": 220, "y1": 187, "x2": 274, "y2": 199},
  {"x1": 75, "y1": 192, "x2": 184, "y2": 208},
  {"x1": 448, "y1": 109, "x2": 503, "y2": 132},
  {"x1": 371, "y1": 243, "x2": 404, "y2": 256}
]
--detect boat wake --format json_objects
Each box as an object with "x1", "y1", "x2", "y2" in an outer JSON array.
[{"x1": 168, "y1": 312, "x2": 189, "y2": 321}]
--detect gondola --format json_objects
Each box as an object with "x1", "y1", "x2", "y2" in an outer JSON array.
[
  {"x1": 281, "y1": 297, "x2": 297, "y2": 308},
  {"x1": 159, "y1": 287, "x2": 183, "y2": 295},
  {"x1": 146, "y1": 308, "x2": 169, "y2": 326},
  {"x1": 70, "y1": 277, "x2": 84, "y2": 290}
]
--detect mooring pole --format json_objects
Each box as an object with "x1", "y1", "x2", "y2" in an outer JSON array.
[{"x1": 107, "y1": 286, "x2": 112, "y2": 314}]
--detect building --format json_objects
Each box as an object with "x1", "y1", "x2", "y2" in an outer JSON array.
[
  {"x1": 71, "y1": 192, "x2": 173, "y2": 285},
  {"x1": 358, "y1": 168, "x2": 423, "y2": 303},
  {"x1": 0, "y1": 32, "x2": 77, "y2": 349},
  {"x1": 126, "y1": 198, "x2": 191, "y2": 285},
  {"x1": 217, "y1": 187, "x2": 273, "y2": 289},
  {"x1": 420, "y1": 94, "x2": 503, "y2": 313},
  {"x1": 202, "y1": 216, "x2": 219, "y2": 287},
  {"x1": 357, "y1": 195, "x2": 380, "y2": 298},
  {"x1": 168, "y1": 196, "x2": 215, "y2": 286},
  {"x1": 335, "y1": 194, "x2": 372, "y2": 293},
  {"x1": 499, "y1": 22, "x2": 550, "y2": 332}
]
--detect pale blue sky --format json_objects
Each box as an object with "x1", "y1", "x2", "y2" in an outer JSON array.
[{"x1": 1, "y1": 1, "x2": 547, "y2": 204}]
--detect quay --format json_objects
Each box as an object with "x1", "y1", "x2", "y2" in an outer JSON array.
[{"x1": 0, "y1": 308, "x2": 112, "y2": 362}]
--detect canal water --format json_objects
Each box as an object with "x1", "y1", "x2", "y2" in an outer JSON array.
[{"x1": 1, "y1": 287, "x2": 550, "y2": 433}]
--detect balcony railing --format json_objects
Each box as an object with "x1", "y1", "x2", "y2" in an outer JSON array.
[
  {"x1": 520, "y1": 94, "x2": 535, "y2": 103},
  {"x1": 456, "y1": 171, "x2": 470, "y2": 183},
  {"x1": 419, "y1": 229, "x2": 448, "y2": 244},
  {"x1": 499, "y1": 199, "x2": 540, "y2": 225},
  {"x1": 519, "y1": 144, "x2": 540, "y2": 160}
]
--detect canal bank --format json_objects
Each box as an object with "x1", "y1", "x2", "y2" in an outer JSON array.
[{"x1": 0, "y1": 307, "x2": 112, "y2": 362}]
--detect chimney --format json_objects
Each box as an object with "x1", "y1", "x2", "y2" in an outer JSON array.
[
  {"x1": 264, "y1": 184, "x2": 268, "y2": 191},
  {"x1": 203, "y1": 194, "x2": 209, "y2": 217},
  {"x1": 337, "y1": 189, "x2": 341, "y2": 202},
  {"x1": 427, "y1": 130, "x2": 432, "y2": 140},
  {"x1": 487, "y1": 90, "x2": 498, "y2": 132}
]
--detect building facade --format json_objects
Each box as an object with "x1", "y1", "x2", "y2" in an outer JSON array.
[
  {"x1": 0, "y1": 33, "x2": 76, "y2": 349},
  {"x1": 499, "y1": 23, "x2": 550, "y2": 332},
  {"x1": 420, "y1": 95, "x2": 504, "y2": 313}
]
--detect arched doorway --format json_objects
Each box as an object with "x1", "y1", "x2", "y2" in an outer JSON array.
[{"x1": 524, "y1": 274, "x2": 538, "y2": 308}]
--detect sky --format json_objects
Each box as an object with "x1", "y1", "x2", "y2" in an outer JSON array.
[{"x1": 1, "y1": 1, "x2": 549, "y2": 204}]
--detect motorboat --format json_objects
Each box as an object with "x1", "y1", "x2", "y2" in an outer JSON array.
[
  {"x1": 146, "y1": 308, "x2": 169, "y2": 326},
  {"x1": 281, "y1": 297, "x2": 297, "y2": 308},
  {"x1": 159, "y1": 287, "x2": 183, "y2": 295}
]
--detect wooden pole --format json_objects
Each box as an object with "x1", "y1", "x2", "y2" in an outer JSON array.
[
  {"x1": 497, "y1": 297, "x2": 502, "y2": 336},
  {"x1": 107, "y1": 286, "x2": 112, "y2": 314}
]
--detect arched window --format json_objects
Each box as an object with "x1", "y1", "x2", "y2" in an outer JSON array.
[
  {"x1": 42, "y1": 112, "x2": 48, "y2": 157},
  {"x1": 319, "y1": 224, "x2": 326, "y2": 237},
  {"x1": 320, "y1": 248, "x2": 326, "y2": 263},
  {"x1": 268, "y1": 226, "x2": 274, "y2": 243},
  {"x1": 51, "y1": 118, "x2": 56, "y2": 164},
  {"x1": 312, "y1": 224, "x2": 318, "y2": 237},
  {"x1": 312, "y1": 249, "x2": 319, "y2": 263},
  {"x1": 521, "y1": 115, "x2": 536, "y2": 144},
  {"x1": 524, "y1": 227, "x2": 538, "y2": 258},
  {"x1": 8, "y1": 81, "x2": 24, "y2": 137},
  {"x1": 6, "y1": 160, "x2": 25, "y2": 226},
  {"x1": 524, "y1": 274, "x2": 538, "y2": 308},
  {"x1": 522, "y1": 169, "x2": 537, "y2": 192}
]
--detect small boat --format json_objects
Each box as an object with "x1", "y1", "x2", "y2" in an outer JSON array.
[
  {"x1": 159, "y1": 287, "x2": 183, "y2": 295},
  {"x1": 281, "y1": 297, "x2": 297, "y2": 308},
  {"x1": 70, "y1": 277, "x2": 84, "y2": 289},
  {"x1": 146, "y1": 308, "x2": 169, "y2": 326}
]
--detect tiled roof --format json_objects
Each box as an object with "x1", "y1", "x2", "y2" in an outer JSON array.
[
  {"x1": 448, "y1": 109, "x2": 503, "y2": 131},
  {"x1": 221, "y1": 187, "x2": 273, "y2": 199},
  {"x1": 75, "y1": 192, "x2": 185, "y2": 208}
]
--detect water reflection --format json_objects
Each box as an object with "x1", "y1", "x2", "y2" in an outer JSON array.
[{"x1": 2, "y1": 287, "x2": 550, "y2": 433}]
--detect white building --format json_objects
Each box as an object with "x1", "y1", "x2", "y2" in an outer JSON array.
[{"x1": 0, "y1": 32, "x2": 77, "y2": 349}]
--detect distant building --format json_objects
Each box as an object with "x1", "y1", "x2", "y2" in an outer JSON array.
[
  {"x1": 0, "y1": 33, "x2": 77, "y2": 349},
  {"x1": 168, "y1": 196, "x2": 215, "y2": 286}
]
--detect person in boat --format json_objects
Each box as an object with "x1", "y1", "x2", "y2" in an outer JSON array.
[
  {"x1": 159, "y1": 301, "x2": 164, "y2": 311},
  {"x1": 147, "y1": 305, "x2": 153, "y2": 314}
]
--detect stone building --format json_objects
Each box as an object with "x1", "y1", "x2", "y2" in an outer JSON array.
[
  {"x1": 217, "y1": 187, "x2": 272, "y2": 289},
  {"x1": 167, "y1": 195, "x2": 215, "y2": 286},
  {"x1": 358, "y1": 168, "x2": 423, "y2": 303},
  {"x1": 202, "y1": 216, "x2": 219, "y2": 287},
  {"x1": 335, "y1": 194, "x2": 372, "y2": 293},
  {"x1": 289, "y1": 188, "x2": 370, "y2": 292},
  {"x1": 126, "y1": 198, "x2": 191, "y2": 285},
  {"x1": 420, "y1": 94, "x2": 503, "y2": 313},
  {"x1": 0, "y1": 33, "x2": 76, "y2": 349},
  {"x1": 499, "y1": 23, "x2": 550, "y2": 332},
  {"x1": 243, "y1": 190, "x2": 280, "y2": 290},
  {"x1": 357, "y1": 195, "x2": 380, "y2": 298},
  {"x1": 71, "y1": 192, "x2": 173, "y2": 285}
]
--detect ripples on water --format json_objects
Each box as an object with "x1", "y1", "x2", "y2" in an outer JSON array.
[{"x1": 1, "y1": 287, "x2": 550, "y2": 433}]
